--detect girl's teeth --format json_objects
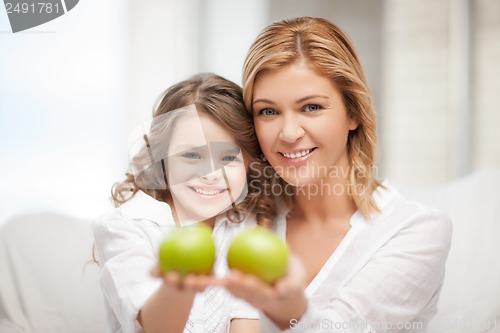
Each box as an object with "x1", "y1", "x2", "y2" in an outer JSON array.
[
  {"x1": 195, "y1": 188, "x2": 221, "y2": 195},
  {"x1": 283, "y1": 149, "x2": 311, "y2": 159}
]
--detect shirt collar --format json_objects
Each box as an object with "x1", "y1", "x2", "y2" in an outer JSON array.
[
  {"x1": 121, "y1": 191, "x2": 237, "y2": 228},
  {"x1": 120, "y1": 191, "x2": 175, "y2": 226},
  {"x1": 274, "y1": 180, "x2": 398, "y2": 226}
]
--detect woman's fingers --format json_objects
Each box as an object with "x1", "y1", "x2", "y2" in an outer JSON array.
[{"x1": 220, "y1": 269, "x2": 280, "y2": 309}]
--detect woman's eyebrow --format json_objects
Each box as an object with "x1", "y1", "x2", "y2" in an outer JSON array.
[
  {"x1": 253, "y1": 95, "x2": 329, "y2": 106},
  {"x1": 252, "y1": 98, "x2": 275, "y2": 105},
  {"x1": 295, "y1": 95, "x2": 329, "y2": 104}
]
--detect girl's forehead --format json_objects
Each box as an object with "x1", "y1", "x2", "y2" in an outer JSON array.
[{"x1": 169, "y1": 111, "x2": 237, "y2": 154}]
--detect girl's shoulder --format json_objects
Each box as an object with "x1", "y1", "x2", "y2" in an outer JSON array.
[{"x1": 94, "y1": 191, "x2": 175, "y2": 229}]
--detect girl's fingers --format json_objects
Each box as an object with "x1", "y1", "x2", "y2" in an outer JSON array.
[
  {"x1": 150, "y1": 265, "x2": 161, "y2": 277},
  {"x1": 183, "y1": 274, "x2": 210, "y2": 291}
]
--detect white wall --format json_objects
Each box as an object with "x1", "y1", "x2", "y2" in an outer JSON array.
[
  {"x1": 382, "y1": 0, "x2": 500, "y2": 187},
  {"x1": 0, "y1": 0, "x2": 128, "y2": 224},
  {"x1": 472, "y1": 0, "x2": 500, "y2": 170},
  {"x1": 382, "y1": 0, "x2": 451, "y2": 186},
  {"x1": 0, "y1": 0, "x2": 269, "y2": 225},
  {"x1": 2, "y1": 0, "x2": 498, "y2": 225}
]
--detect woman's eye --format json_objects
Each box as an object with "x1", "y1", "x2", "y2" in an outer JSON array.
[
  {"x1": 304, "y1": 104, "x2": 321, "y2": 112},
  {"x1": 181, "y1": 152, "x2": 202, "y2": 160},
  {"x1": 259, "y1": 108, "x2": 277, "y2": 116}
]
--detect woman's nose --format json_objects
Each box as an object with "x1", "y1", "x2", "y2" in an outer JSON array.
[{"x1": 279, "y1": 114, "x2": 305, "y2": 143}]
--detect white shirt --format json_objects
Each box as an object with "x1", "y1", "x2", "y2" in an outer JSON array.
[
  {"x1": 261, "y1": 181, "x2": 453, "y2": 333},
  {"x1": 93, "y1": 191, "x2": 259, "y2": 333}
]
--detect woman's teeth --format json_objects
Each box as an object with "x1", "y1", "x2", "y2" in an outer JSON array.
[{"x1": 282, "y1": 149, "x2": 313, "y2": 159}]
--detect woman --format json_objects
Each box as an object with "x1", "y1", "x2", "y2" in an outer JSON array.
[
  {"x1": 220, "y1": 17, "x2": 452, "y2": 333},
  {"x1": 94, "y1": 73, "x2": 268, "y2": 333}
]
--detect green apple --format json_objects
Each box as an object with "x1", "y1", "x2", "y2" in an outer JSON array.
[
  {"x1": 158, "y1": 223, "x2": 216, "y2": 276},
  {"x1": 227, "y1": 227, "x2": 288, "y2": 284}
]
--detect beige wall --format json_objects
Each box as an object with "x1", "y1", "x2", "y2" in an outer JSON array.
[
  {"x1": 473, "y1": 0, "x2": 500, "y2": 170},
  {"x1": 381, "y1": 0, "x2": 451, "y2": 186},
  {"x1": 382, "y1": 0, "x2": 500, "y2": 187},
  {"x1": 125, "y1": 0, "x2": 500, "y2": 188}
]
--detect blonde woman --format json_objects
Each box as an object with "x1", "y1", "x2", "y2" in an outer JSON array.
[{"x1": 220, "y1": 17, "x2": 452, "y2": 333}]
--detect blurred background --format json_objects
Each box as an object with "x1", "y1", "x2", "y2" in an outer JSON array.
[{"x1": 1, "y1": 0, "x2": 499, "y2": 225}]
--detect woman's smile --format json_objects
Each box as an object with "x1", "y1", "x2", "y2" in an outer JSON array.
[
  {"x1": 278, "y1": 147, "x2": 317, "y2": 165},
  {"x1": 252, "y1": 62, "x2": 358, "y2": 186}
]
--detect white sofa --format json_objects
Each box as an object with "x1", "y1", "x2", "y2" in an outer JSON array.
[
  {"x1": 1, "y1": 169, "x2": 499, "y2": 333},
  {"x1": 399, "y1": 168, "x2": 500, "y2": 333},
  {"x1": 0, "y1": 213, "x2": 106, "y2": 333}
]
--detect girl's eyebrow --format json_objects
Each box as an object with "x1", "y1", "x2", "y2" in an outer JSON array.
[
  {"x1": 173, "y1": 144, "x2": 205, "y2": 152},
  {"x1": 253, "y1": 95, "x2": 329, "y2": 106}
]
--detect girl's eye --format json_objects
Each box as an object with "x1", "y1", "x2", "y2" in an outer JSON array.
[
  {"x1": 259, "y1": 108, "x2": 277, "y2": 116},
  {"x1": 304, "y1": 104, "x2": 321, "y2": 112},
  {"x1": 222, "y1": 155, "x2": 239, "y2": 162},
  {"x1": 181, "y1": 152, "x2": 202, "y2": 160}
]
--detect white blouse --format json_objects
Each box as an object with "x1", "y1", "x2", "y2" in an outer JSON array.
[
  {"x1": 261, "y1": 181, "x2": 452, "y2": 333},
  {"x1": 93, "y1": 191, "x2": 259, "y2": 333}
]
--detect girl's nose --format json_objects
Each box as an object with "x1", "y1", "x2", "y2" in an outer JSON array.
[{"x1": 201, "y1": 169, "x2": 222, "y2": 183}]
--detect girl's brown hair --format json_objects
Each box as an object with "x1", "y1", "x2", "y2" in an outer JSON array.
[
  {"x1": 243, "y1": 17, "x2": 382, "y2": 218},
  {"x1": 112, "y1": 73, "x2": 274, "y2": 227}
]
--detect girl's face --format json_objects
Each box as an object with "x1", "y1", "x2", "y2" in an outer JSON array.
[
  {"x1": 167, "y1": 108, "x2": 247, "y2": 225},
  {"x1": 252, "y1": 62, "x2": 358, "y2": 187}
]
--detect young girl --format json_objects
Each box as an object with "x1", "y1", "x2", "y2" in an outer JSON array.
[
  {"x1": 220, "y1": 17, "x2": 452, "y2": 333},
  {"x1": 93, "y1": 73, "x2": 269, "y2": 333}
]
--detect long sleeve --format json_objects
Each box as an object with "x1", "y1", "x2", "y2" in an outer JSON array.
[
  {"x1": 93, "y1": 192, "x2": 173, "y2": 333},
  {"x1": 261, "y1": 187, "x2": 452, "y2": 333}
]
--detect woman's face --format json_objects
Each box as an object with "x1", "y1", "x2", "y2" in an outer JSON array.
[
  {"x1": 252, "y1": 62, "x2": 358, "y2": 187},
  {"x1": 166, "y1": 109, "x2": 247, "y2": 225}
]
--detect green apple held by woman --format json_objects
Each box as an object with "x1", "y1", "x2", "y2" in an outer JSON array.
[
  {"x1": 158, "y1": 223, "x2": 216, "y2": 276},
  {"x1": 227, "y1": 227, "x2": 289, "y2": 284}
]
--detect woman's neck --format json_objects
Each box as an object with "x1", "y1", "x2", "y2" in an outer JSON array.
[{"x1": 289, "y1": 173, "x2": 357, "y2": 225}]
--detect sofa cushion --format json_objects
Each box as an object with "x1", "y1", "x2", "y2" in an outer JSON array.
[{"x1": 0, "y1": 213, "x2": 106, "y2": 333}]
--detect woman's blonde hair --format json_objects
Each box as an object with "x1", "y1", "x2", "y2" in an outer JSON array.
[
  {"x1": 112, "y1": 73, "x2": 274, "y2": 227},
  {"x1": 243, "y1": 17, "x2": 381, "y2": 218}
]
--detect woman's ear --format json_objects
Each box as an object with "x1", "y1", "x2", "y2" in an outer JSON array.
[{"x1": 348, "y1": 116, "x2": 359, "y2": 131}]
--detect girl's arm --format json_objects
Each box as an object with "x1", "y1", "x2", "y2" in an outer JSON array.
[
  {"x1": 230, "y1": 319, "x2": 261, "y2": 333},
  {"x1": 94, "y1": 212, "x2": 208, "y2": 333},
  {"x1": 139, "y1": 269, "x2": 212, "y2": 333}
]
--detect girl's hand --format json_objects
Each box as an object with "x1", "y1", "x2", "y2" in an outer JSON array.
[
  {"x1": 219, "y1": 255, "x2": 309, "y2": 330},
  {"x1": 150, "y1": 265, "x2": 217, "y2": 298}
]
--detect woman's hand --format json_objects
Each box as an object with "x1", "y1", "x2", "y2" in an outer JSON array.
[{"x1": 219, "y1": 255, "x2": 309, "y2": 330}]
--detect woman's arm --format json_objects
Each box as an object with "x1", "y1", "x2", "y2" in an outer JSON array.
[
  {"x1": 220, "y1": 211, "x2": 453, "y2": 333},
  {"x1": 221, "y1": 256, "x2": 308, "y2": 330}
]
